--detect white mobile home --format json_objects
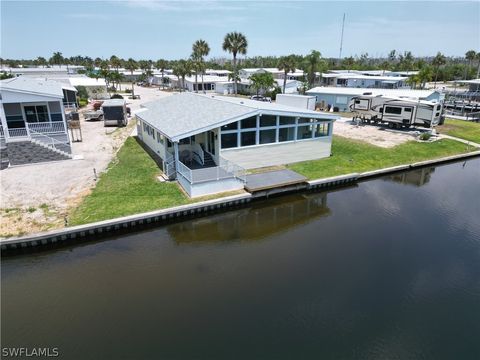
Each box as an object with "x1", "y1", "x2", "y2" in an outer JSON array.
[
  {"x1": 0, "y1": 77, "x2": 72, "y2": 168},
  {"x1": 136, "y1": 93, "x2": 337, "y2": 197}
]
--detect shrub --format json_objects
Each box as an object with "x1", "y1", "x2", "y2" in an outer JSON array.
[
  {"x1": 75, "y1": 86, "x2": 88, "y2": 100},
  {"x1": 125, "y1": 88, "x2": 132, "y2": 93},
  {"x1": 419, "y1": 132, "x2": 432, "y2": 141},
  {"x1": 111, "y1": 94, "x2": 124, "y2": 99},
  {"x1": 78, "y1": 99, "x2": 88, "y2": 107}
]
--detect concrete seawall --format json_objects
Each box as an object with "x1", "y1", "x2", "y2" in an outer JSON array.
[{"x1": 2, "y1": 150, "x2": 479, "y2": 255}]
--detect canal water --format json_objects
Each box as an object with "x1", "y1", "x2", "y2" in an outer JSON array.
[{"x1": 2, "y1": 159, "x2": 480, "y2": 359}]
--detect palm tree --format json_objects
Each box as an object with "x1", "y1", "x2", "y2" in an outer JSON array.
[
  {"x1": 138, "y1": 60, "x2": 153, "y2": 86},
  {"x1": 222, "y1": 32, "x2": 248, "y2": 96},
  {"x1": 172, "y1": 60, "x2": 192, "y2": 92},
  {"x1": 304, "y1": 50, "x2": 322, "y2": 88},
  {"x1": 250, "y1": 73, "x2": 275, "y2": 96},
  {"x1": 465, "y1": 50, "x2": 476, "y2": 79},
  {"x1": 192, "y1": 39, "x2": 210, "y2": 93},
  {"x1": 110, "y1": 55, "x2": 122, "y2": 72},
  {"x1": 36, "y1": 56, "x2": 47, "y2": 68},
  {"x1": 432, "y1": 52, "x2": 446, "y2": 88},
  {"x1": 125, "y1": 58, "x2": 137, "y2": 97},
  {"x1": 417, "y1": 66, "x2": 433, "y2": 89},
  {"x1": 50, "y1": 52, "x2": 63, "y2": 67},
  {"x1": 155, "y1": 59, "x2": 168, "y2": 89},
  {"x1": 277, "y1": 55, "x2": 296, "y2": 94}
]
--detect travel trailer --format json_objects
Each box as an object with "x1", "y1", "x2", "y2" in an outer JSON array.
[
  {"x1": 349, "y1": 94, "x2": 444, "y2": 128},
  {"x1": 101, "y1": 99, "x2": 128, "y2": 127}
]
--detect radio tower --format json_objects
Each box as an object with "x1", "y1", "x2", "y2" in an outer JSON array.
[{"x1": 338, "y1": 13, "x2": 346, "y2": 64}]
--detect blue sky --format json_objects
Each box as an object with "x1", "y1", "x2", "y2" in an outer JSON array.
[{"x1": 1, "y1": 1, "x2": 479, "y2": 60}]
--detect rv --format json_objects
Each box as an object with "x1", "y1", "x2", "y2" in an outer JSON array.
[
  {"x1": 349, "y1": 95, "x2": 444, "y2": 128},
  {"x1": 101, "y1": 99, "x2": 128, "y2": 127}
]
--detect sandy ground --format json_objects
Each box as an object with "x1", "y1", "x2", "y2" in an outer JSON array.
[
  {"x1": 0, "y1": 85, "x2": 173, "y2": 236},
  {"x1": 333, "y1": 118, "x2": 417, "y2": 147}
]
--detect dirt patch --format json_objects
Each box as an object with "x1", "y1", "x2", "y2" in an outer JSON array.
[{"x1": 333, "y1": 120, "x2": 416, "y2": 148}]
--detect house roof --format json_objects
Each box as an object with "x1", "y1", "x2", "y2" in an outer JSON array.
[
  {"x1": 137, "y1": 93, "x2": 337, "y2": 141},
  {"x1": 69, "y1": 77, "x2": 107, "y2": 87},
  {"x1": 0, "y1": 77, "x2": 64, "y2": 98},
  {"x1": 306, "y1": 87, "x2": 440, "y2": 100}
]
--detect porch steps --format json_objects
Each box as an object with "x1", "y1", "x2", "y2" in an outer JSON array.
[
  {"x1": 30, "y1": 138, "x2": 73, "y2": 158},
  {"x1": 203, "y1": 151, "x2": 216, "y2": 167},
  {"x1": 5, "y1": 140, "x2": 72, "y2": 166}
]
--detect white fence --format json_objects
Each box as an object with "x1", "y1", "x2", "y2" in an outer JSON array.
[
  {"x1": 5, "y1": 122, "x2": 67, "y2": 139},
  {"x1": 176, "y1": 156, "x2": 246, "y2": 185}
]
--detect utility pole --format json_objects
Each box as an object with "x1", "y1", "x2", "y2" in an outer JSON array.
[{"x1": 338, "y1": 13, "x2": 346, "y2": 65}]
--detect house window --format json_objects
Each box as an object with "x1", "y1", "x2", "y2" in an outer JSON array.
[
  {"x1": 384, "y1": 106, "x2": 402, "y2": 115},
  {"x1": 241, "y1": 116, "x2": 257, "y2": 129},
  {"x1": 279, "y1": 127, "x2": 295, "y2": 142},
  {"x1": 336, "y1": 96, "x2": 348, "y2": 105},
  {"x1": 222, "y1": 122, "x2": 238, "y2": 131},
  {"x1": 241, "y1": 131, "x2": 256, "y2": 146},
  {"x1": 221, "y1": 133, "x2": 237, "y2": 149},
  {"x1": 259, "y1": 129, "x2": 276, "y2": 144},
  {"x1": 297, "y1": 125, "x2": 312, "y2": 140},
  {"x1": 314, "y1": 123, "x2": 329, "y2": 137},
  {"x1": 279, "y1": 116, "x2": 295, "y2": 125},
  {"x1": 24, "y1": 105, "x2": 49, "y2": 123},
  {"x1": 298, "y1": 117, "x2": 313, "y2": 124},
  {"x1": 260, "y1": 115, "x2": 276, "y2": 127}
]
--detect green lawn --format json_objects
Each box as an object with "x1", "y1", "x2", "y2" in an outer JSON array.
[
  {"x1": 288, "y1": 136, "x2": 474, "y2": 180},
  {"x1": 69, "y1": 137, "x2": 191, "y2": 225},
  {"x1": 439, "y1": 119, "x2": 480, "y2": 144}
]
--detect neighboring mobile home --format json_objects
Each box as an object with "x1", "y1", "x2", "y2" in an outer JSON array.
[
  {"x1": 136, "y1": 93, "x2": 337, "y2": 197},
  {"x1": 0, "y1": 77, "x2": 72, "y2": 168}
]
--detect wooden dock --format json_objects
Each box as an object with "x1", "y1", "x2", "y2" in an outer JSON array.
[{"x1": 245, "y1": 169, "x2": 308, "y2": 193}]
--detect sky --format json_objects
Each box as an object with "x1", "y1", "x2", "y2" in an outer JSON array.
[{"x1": 1, "y1": 0, "x2": 479, "y2": 60}]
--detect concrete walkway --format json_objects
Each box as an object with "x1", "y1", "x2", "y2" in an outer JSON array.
[{"x1": 438, "y1": 134, "x2": 480, "y2": 148}]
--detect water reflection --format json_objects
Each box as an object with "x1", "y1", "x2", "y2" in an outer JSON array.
[
  {"x1": 168, "y1": 193, "x2": 331, "y2": 244},
  {"x1": 386, "y1": 167, "x2": 435, "y2": 187}
]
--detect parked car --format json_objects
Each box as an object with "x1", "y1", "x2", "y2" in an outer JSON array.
[{"x1": 250, "y1": 95, "x2": 272, "y2": 102}]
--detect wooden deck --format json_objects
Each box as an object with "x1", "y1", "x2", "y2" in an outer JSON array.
[{"x1": 245, "y1": 169, "x2": 307, "y2": 192}]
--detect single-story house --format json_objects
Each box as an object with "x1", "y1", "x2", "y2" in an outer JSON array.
[
  {"x1": 69, "y1": 76, "x2": 108, "y2": 99},
  {"x1": 0, "y1": 77, "x2": 72, "y2": 168},
  {"x1": 320, "y1": 72, "x2": 409, "y2": 89},
  {"x1": 239, "y1": 68, "x2": 305, "y2": 81},
  {"x1": 136, "y1": 93, "x2": 337, "y2": 197},
  {"x1": 306, "y1": 87, "x2": 444, "y2": 112}
]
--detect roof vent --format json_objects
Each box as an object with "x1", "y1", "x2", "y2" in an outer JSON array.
[
  {"x1": 240, "y1": 101, "x2": 244, "y2": 104},
  {"x1": 363, "y1": 92, "x2": 372, "y2": 95}
]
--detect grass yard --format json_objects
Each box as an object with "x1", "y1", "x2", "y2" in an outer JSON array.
[
  {"x1": 69, "y1": 137, "x2": 244, "y2": 225},
  {"x1": 439, "y1": 119, "x2": 480, "y2": 144},
  {"x1": 69, "y1": 137, "x2": 189, "y2": 225},
  {"x1": 288, "y1": 136, "x2": 475, "y2": 180}
]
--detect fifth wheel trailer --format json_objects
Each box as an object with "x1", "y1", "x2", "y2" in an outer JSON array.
[{"x1": 349, "y1": 95, "x2": 444, "y2": 128}]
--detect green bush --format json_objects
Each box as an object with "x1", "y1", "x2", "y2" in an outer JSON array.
[
  {"x1": 75, "y1": 86, "x2": 89, "y2": 100},
  {"x1": 419, "y1": 133, "x2": 432, "y2": 141},
  {"x1": 78, "y1": 99, "x2": 88, "y2": 107},
  {"x1": 125, "y1": 88, "x2": 132, "y2": 93}
]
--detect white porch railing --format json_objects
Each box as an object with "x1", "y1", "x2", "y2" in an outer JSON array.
[
  {"x1": 27, "y1": 122, "x2": 66, "y2": 134},
  {"x1": 7, "y1": 128, "x2": 28, "y2": 138},
  {"x1": 29, "y1": 128, "x2": 71, "y2": 156},
  {"x1": 176, "y1": 156, "x2": 246, "y2": 184},
  {"x1": 163, "y1": 154, "x2": 176, "y2": 178}
]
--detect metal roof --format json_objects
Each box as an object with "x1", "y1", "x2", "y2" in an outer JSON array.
[
  {"x1": 137, "y1": 93, "x2": 337, "y2": 141},
  {"x1": 69, "y1": 77, "x2": 107, "y2": 87},
  {"x1": 0, "y1": 77, "x2": 64, "y2": 98}
]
